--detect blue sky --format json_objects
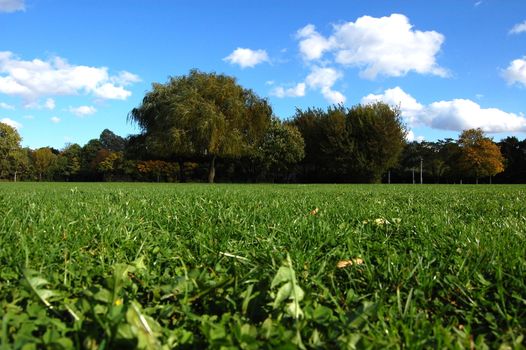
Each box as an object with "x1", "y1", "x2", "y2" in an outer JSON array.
[{"x1": 1, "y1": 0, "x2": 526, "y2": 149}]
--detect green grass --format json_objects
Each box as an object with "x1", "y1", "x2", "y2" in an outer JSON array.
[{"x1": 1, "y1": 183, "x2": 525, "y2": 349}]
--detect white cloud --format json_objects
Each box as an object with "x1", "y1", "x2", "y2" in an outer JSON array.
[
  {"x1": 1, "y1": 117, "x2": 22, "y2": 129},
  {"x1": 296, "y1": 14, "x2": 447, "y2": 79},
  {"x1": 44, "y1": 98, "x2": 55, "y2": 110},
  {"x1": 112, "y1": 71, "x2": 141, "y2": 86},
  {"x1": 362, "y1": 86, "x2": 424, "y2": 125},
  {"x1": 270, "y1": 83, "x2": 306, "y2": 98},
  {"x1": 296, "y1": 24, "x2": 333, "y2": 61},
  {"x1": 271, "y1": 66, "x2": 345, "y2": 103},
  {"x1": 223, "y1": 48, "x2": 269, "y2": 68},
  {"x1": 320, "y1": 88, "x2": 346, "y2": 105},
  {"x1": 0, "y1": 0, "x2": 24, "y2": 13},
  {"x1": 0, "y1": 102, "x2": 14, "y2": 110},
  {"x1": 502, "y1": 56, "x2": 526, "y2": 87},
  {"x1": 305, "y1": 66, "x2": 346, "y2": 104},
  {"x1": 23, "y1": 97, "x2": 56, "y2": 110},
  {"x1": 68, "y1": 105, "x2": 96, "y2": 117},
  {"x1": 510, "y1": 21, "x2": 526, "y2": 35},
  {"x1": 93, "y1": 83, "x2": 131, "y2": 100},
  {"x1": 305, "y1": 66, "x2": 342, "y2": 89},
  {"x1": 362, "y1": 87, "x2": 526, "y2": 133},
  {"x1": 50, "y1": 116, "x2": 61, "y2": 123},
  {"x1": 427, "y1": 99, "x2": 526, "y2": 132},
  {"x1": 0, "y1": 51, "x2": 139, "y2": 101},
  {"x1": 406, "y1": 130, "x2": 425, "y2": 142}
]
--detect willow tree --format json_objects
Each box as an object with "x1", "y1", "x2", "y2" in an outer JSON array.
[{"x1": 129, "y1": 70, "x2": 272, "y2": 182}]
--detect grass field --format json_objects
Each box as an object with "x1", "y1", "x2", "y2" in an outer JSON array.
[{"x1": 1, "y1": 183, "x2": 525, "y2": 349}]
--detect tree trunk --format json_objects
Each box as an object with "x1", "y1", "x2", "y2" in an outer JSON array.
[
  {"x1": 208, "y1": 156, "x2": 216, "y2": 183},
  {"x1": 178, "y1": 160, "x2": 186, "y2": 183},
  {"x1": 14, "y1": 170, "x2": 17, "y2": 182},
  {"x1": 476, "y1": 177, "x2": 479, "y2": 185}
]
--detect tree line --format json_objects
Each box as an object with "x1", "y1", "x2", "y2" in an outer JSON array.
[{"x1": 0, "y1": 70, "x2": 522, "y2": 184}]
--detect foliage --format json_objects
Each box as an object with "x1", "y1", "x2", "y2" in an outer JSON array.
[
  {"x1": 292, "y1": 102, "x2": 406, "y2": 183},
  {"x1": 60, "y1": 143, "x2": 82, "y2": 181},
  {"x1": 136, "y1": 160, "x2": 179, "y2": 182},
  {"x1": 347, "y1": 102, "x2": 406, "y2": 182},
  {"x1": 129, "y1": 69, "x2": 273, "y2": 182},
  {"x1": 32, "y1": 147, "x2": 58, "y2": 181},
  {"x1": 98, "y1": 151, "x2": 124, "y2": 180},
  {"x1": 1, "y1": 183, "x2": 525, "y2": 348},
  {"x1": 458, "y1": 128, "x2": 505, "y2": 182},
  {"x1": 498, "y1": 137, "x2": 526, "y2": 183},
  {"x1": 256, "y1": 118, "x2": 305, "y2": 181},
  {"x1": 0, "y1": 122, "x2": 21, "y2": 161},
  {"x1": 99, "y1": 129, "x2": 126, "y2": 152},
  {"x1": 0, "y1": 122, "x2": 23, "y2": 179}
]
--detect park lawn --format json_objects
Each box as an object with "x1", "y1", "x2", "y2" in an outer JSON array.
[{"x1": 0, "y1": 183, "x2": 525, "y2": 349}]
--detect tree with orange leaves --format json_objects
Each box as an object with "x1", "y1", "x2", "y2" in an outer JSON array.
[{"x1": 458, "y1": 128, "x2": 504, "y2": 184}]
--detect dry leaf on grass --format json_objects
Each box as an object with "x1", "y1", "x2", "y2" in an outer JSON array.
[
  {"x1": 309, "y1": 208, "x2": 319, "y2": 216},
  {"x1": 337, "y1": 258, "x2": 364, "y2": 268}
]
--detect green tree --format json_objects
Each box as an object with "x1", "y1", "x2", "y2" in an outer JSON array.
[
  {"x1": 292, "y1": 106, "x2": 353, "y2": 181},
  {"x1": 292, "y1": 103, "x2": 405, "y2": 183},
  {"x1": 99, "y1": 129, "x2": 125, "y2": 152},
  {"x1": 458, "y1": 128, "x2": 504, "y2": 183},
  {"x1": 498, "y1": 137, "x2": 526, "y2": 183},
  {"x1": 0, "y1": 122, "x2": 23, "y2": 179},
  {"x1": 60, "y1": 143, "x2": 82, "y2": 180},
  {"x1": 32, "y1": 147, "x2": 57, "y2": 181},
  {"x1": 9, "y1": 148, "x2": 32, "y2": 181},
  {"x1": 347, "y1": 102, "x2": 406, "y2": 182},
  {"x1": 257, "y1": 118, "x2": 305, "y2": 181},
  {"x1": 98, "y1": 151, "x2": 124, "y2": 181},
  {"x1": 81, "y1": 139, "x2": 104, "y2": 178},
  {"x1": 129, "y1": 69, "x2": 272, "y2": 183}
]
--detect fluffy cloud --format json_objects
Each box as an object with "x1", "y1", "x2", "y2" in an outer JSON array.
[
  {"x1": 296, "y1": 14, "x2": 447, "y2": 79},
  {"x1": 406, "y1": 130, "x2": 425, "y2": 142},
  {"x1": 510, "y1": 21, "x2": 526, "y2": 35},
  {"x1": 0, "y1": 0, "x2": 24, "y2": 13},
  {"x1": 296, "y1": 24, "x2": 333, "y2": 61},
  {"x1": 93, "y1": 84, "x2": 131, "y2": 100},
  {"x1": 362, "y1": 87, "x2": 526, "y2": 133},
  {"x1": 305, "y1": 66, "x2": 346, "y2": 104},
  {"x1": 223, "y1": 48, "x2": 269, "y2": 68},
  {"x1": 271, "y1": 67, "x2": 345, "y2": 104},
  {"x1": 0, "y1": 51, "x2": 139, "y2": 101},
  {"x1": 68, "y1": 105, "x2": 97, "y2": 117},
  {"x1": 305, "y1": 66, "x2": 342, "y2": 89},
  {"x1": 50, "y1": 116, "x2": 61, "y2": 123},
  {"x1": 426, "y1": 99, "x2": 526, "y2": 132},
  {"x1": 502, "y1": 56, "x2": 526, "y2": 87},
  {"x1": 362, "y1": 87, "x2": 424, "y2": 125},
  {"x1": 112, "y1": 71, "x2": 141, "y2": 86},
  {"x1": 45, "y1": 98, "x2": 56, "y2": 110},
  {"x1": 1, "y1": 117, "x2": 22, "y2": 129},
  {"x1": 0, "y1": 102, "x2": 14, "y2": 110},
  {"x1": 270, "y1": 83, "x2": 306, "y2": 98},
  {"x1": 24, "y1": 98, "x2": 56, "y2": 110}
]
